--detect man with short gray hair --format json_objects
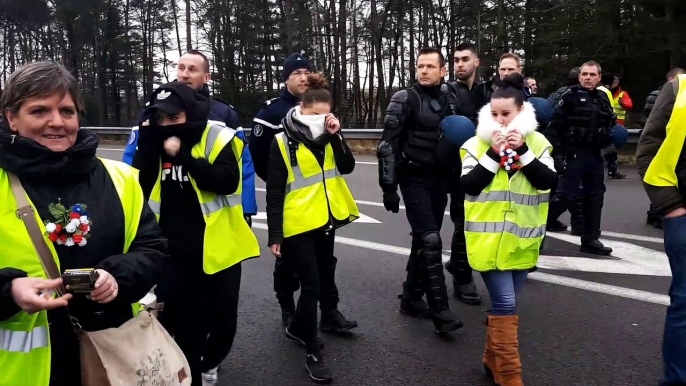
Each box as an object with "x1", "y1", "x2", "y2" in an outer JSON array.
[{"x1": 546, "y1": 61, "x2": 616, "y2": 255}]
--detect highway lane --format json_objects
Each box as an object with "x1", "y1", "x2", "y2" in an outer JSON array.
[{"x1": 99, "y1": 145, "x2": 668, "y2": 386}]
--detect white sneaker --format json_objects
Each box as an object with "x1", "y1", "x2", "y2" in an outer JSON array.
[{"x1": 202, "y1": 367, "x2": 218, "y2": 386}]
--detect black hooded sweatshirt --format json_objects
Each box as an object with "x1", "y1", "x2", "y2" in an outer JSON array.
[
  {"x1": 132, "y1": 82, "x2": 240, "y2": 270},
  {"x1": 0, "y1": 126, "x2": 168, "y2": 384}
]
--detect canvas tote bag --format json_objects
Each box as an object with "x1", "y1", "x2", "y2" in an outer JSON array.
[{"x1": 8, "y1": 172, "x2": 191, "y2": 386}]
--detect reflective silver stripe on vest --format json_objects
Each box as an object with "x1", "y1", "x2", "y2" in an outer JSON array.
[
  {"x1": 464, "y1": 221, "x2": 547, "y2": 238},
  {"x1": 200, "y1": 194, "x2": 242, "y2": 216},
  {"x1": 0, "y1": 326, "x2": 49, "y2": 353},
  {"x1": 465, "y1": 191, "x2": 549, "y2": 206},
  {"x1": 282, "y1": 136, "x2": 341, "y2": 194},
  {"x1": 148, "y1": 199, "x2": 161, "y2": 215},
  {"x1": 204, "y1": 124, "x2": 224, "y2": 158}
]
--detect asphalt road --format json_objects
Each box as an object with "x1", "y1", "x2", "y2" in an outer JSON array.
[{"x1": 99, "y1": 144, "x2": 669, "y2": 386}]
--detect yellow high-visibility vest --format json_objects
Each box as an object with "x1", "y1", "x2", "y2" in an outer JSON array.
[
  {"x1": 275, "y1": 133, "x2": 359, "y2": 237},
  {"x1": 0, "y1": 159, "x2": 144, "y2": 386},
  {"x1": 461, "y1": 132, "x2": 552, "y2": 271},
  {"x1": 644, "y1": 74, "x2": 686, "y2": 188},
  {"x1": 612, "y1": 91, "x2": 627, "y2": 121},
  {"x1": 148, "y1": 123, "x2": 259, "y2": 274}
]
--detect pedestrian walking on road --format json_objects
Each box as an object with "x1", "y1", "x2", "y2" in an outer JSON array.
[
  {"x1": 642, "y1": 67, "x2": 685, "y2": 231},
  {"x1": 460, "y1": 74, "x2": 556, "y2": 386},
  {"x1": 0, "y1": 61, "x2": 168, "y2": 386},
  {"x1": 444, "y1": 42, "x2": 490, "y2": 306},
  {"x1": 637, "y1": 72, "x2": 686, "y2": 386},
  {"x1": 377, "y1": 48, "x2": 464, "y2": 334},
  {"x1": 123, "y1": 50, "x2": 258, "y2": 229},
  {"x1": 133, "y1": 81, "x2": 259, "y2": 386},
  {"x1": 250, "y1": 53, "x2": 318, "y2": 328},
  {"x1": 266, "y1": 73, "x2": 359, "y2": 384}
]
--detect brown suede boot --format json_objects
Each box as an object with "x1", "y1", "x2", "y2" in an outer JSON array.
[
  {"x1": 490, "y1": 315, "x2": 523, "y2": 386},
  {"x1": 483, "y1": 316, "x2": 499, "y2": 384}
]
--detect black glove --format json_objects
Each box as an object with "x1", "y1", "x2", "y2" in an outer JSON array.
[
  {"x1": 244, "y1": 215, "x2": 252, "y2": 228},
  {"x1": 383, "y1": 192, "x2": 401, "y2": 213}
]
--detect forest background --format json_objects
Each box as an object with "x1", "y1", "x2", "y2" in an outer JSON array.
[{"x1": 1, "y1": 0, "x2": 684, "y2": 127}]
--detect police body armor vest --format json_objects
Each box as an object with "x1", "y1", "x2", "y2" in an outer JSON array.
[
  {"x1": 564, "y1": 87, "x2": 613, "y2": 148},
  {"x1": 402, "y1": 88, "x2": 457, "y2": 167},
  {"x1": 0, "y1": 159, "x2": 144, "y2": 386}
]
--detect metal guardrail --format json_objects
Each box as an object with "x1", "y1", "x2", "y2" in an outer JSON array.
[
  {"x1": 84, "y1": 126, "x2": 641, "y2": 142},
  {"x1": 83, "y1": 126, "x2": 385, "y2": 139}
]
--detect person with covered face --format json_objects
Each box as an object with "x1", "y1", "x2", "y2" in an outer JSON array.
[
  {"x1": 266, "y1": 73, "x2": 358, "y2": 383},
  {"x1": 460, "y1": 73, "x2": 556, "y2": 386},
  {"x1": 0, "y1": 61, "x2": 168, "y2": 385},
  {"x1": 132, "y1": 81, "x2": 259, "y2": 386}
]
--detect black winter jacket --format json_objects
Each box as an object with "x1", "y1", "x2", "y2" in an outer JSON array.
[
  {"x1": 637, "y1": 77, "x2": 686, "y2": 215},
  {"x1": 132, "y1": 121, "x2": 240, "y2": 269},
  {"x1": 0, "y1": 127, "x2": 168, "y2": 385}
]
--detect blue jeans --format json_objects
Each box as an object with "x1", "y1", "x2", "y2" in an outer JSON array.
[
  {"x1": 480, "y1": 270, "x2": 529, "y2": 315},
  {"x1": 662, "y1": 213, "x2": 686, "y2": 385}
]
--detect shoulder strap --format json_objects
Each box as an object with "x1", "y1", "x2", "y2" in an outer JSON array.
[
  {"x1": 408, "y1": 88, "x2": 421, "y2": 115},
  {"x1": 7, "y1": 172, "x2": 66, "y2": 296}
]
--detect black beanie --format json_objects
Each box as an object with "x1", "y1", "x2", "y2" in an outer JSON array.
[{"x1": 282, "y1": 53, "x2": 312, "y2": 80}]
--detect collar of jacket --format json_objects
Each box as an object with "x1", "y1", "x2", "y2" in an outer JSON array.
[
  {"x1": 198, "y1": 84, "x2": 211, "y2": 98},
  {"x1": 414, "y1": 81, "x2": 443, "y2": 99},
  {"x1": 0, "y1": 124, "x2": 100, "y2": 184},
  {"x1": 476, "y1": 100, "x2": 538, "y2": 144},
  {"x1": 280, "y1": 88, "x2": 300, "y2": 105},
  {"x1": 282, "y1": 107, "x2": 332, "y2": 150}
]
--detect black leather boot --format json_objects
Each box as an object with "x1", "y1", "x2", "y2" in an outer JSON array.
[{"x1": 580, "y1": 194, "x2": 612, "y2": 255}]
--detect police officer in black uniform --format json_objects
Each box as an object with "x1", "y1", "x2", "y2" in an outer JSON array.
[
  {"x1": 547, "y1": 61, "x2": 615, "y2": 255},
  {"x1": 378, "y1": 48, "x2": 463, "y2": 333},
  {"x1": 444, "y1": 42, "x2": 489, "y2": 305}
]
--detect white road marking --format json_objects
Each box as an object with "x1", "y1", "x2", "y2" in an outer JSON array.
[
  {"x1": 250, "y1": 222, "x2": 669, "y2": 305},
  {"x1": 99, "y1": 148, "x2": 125, "y2": 151},
  {"x1": 600, "y1": 231, "x2": 663, "y2": 244},
  {"x1": 545, "y1": 232, "x2": 670, "y2": 276},
  {"x1": 356, "y1": 161, "x2": 377, "y2": 165},
  {"x1": 530, "y1": 272, "x2": 669, "y2": 306},
  {"x1": 252, "y1": 211, "x2": 382, "y2": 224}
]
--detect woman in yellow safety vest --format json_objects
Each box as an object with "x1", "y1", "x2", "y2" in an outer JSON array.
[
  {"x1": 0, "y1": 61, "x2": 168, "y2": 385},
  {"x1": 266, "y1": 73, "x2": 359, "y2": 383},
  {"x1": 133, "y1": 81, "x2": 259, "y2": 386},
  {"x1": 460, "y1": 74, "x2": 557, "y2": 386}
]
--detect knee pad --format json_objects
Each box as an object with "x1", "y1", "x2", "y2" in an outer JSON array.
[{"x1": 420, "y1": 231, "x2": 442, "y2": 252}]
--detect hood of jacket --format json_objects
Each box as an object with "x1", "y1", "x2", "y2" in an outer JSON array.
[
  {"x1": 0, "y1": 124, "x2": 100, "y2": 184},
  {"x1": 476, "y1": 100, "x2": 538, "y2": 144}
]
